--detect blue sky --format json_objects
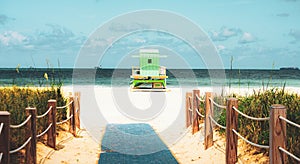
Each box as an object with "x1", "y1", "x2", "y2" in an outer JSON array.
[{"x1": 0, "y1": 0, "x2": 300, "y2": 69}]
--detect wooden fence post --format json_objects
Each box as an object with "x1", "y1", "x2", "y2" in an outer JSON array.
[
  {"x1": 47, "y1": 100, "x2": 56, "y2": 149},
  {"x1": 186, "y1": 92, "x2": 192, "y2": 128},
  {"x1": 204, "y1": 92, "x2": 213, "y2": 149},
  {"x1": 226, "y1": 98, "x2": 238, "y2": 164},
  {"x1": 74, "y1": 92, "x2": 81, "y2": 129},
  {"x1": 189, "y1": 93, "x2": 193, "y2": 127},
  {"x1": 192, "y1": 89, "x2": 200, "y2": 134},
  {"x1": 270, "y1": 104, "x2": 287, "y2": 164},
  {"x1": 0, "y1": 111, "x2": 10, "y2": 164},
  {"x1": 25, "y1": 107, "x2": 36, "y2": 164},
  {"x1": 69, "y1": 96, "x2": 76, "y2": 136}
]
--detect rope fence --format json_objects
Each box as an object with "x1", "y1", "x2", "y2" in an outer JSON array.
[
  {"x1": 279, "y1": 147, "x2": 300, "y2": 162},
  {"x1": 195, "y1": 107, "x2": 205, "y2": 118},
  {"x1": 9, "y1": 115, "x2": 32, "y2": 129},
  {"x1": 36, "y1": 106, "x2": 52, "y2": 119},
  {"x1": 9, "y1": 137, "x2": 32, "y2": 154},
  {"x1": 0, "y1": 153, "x2": 2, "y2": 163},
  {"x1": 0, "y1": 92, "x2": 81, "y2": 164},
  {"x1": 232, "y1": 106, "x2": 270, "y2": 121},
  {"x1": 56, "y1": 114, "x2": 73, "y2": 125},
  {"x1": 209, "y1": 115, "x2": 226, "y2": 130},
  {"x1": 279, "y1": 116, "x2": 300, "y2": 129},
  {"x1": 232, "y1": 129, "x2": 269, "y2": 149},
  {"x1": 188, "y1": 96, "x2": 193, "y2": 111},
  {"x1": 196, "y1": 95, "x2": 205, "y2": 103},
  {"x1": 0, "y1": 122, "x2": 3, "y2": 136},
  {"x1": 278, "y1": 116, "x2": 300, "y2": 162},
  {"x1": 0, "y1": 122, "x2": 3, "y2": 163},
  {"x1": 57, "y1": 100, "x2": 73, "y2": 109},
  {"x1": 209, "y1": 98, "x2": 227, "y2": 109},
  {"x1": 36, "y1": 123, "x2": 52, "y2": 138},
  {"x1": 185, "y1": 89, "x2": 300, "y2": 164},
  {"x1": 186, "y1": 90, "x2": 205, "y2": 134},
  {"x1": 185, "y1": 93, "x2": 192, "y2": 129}
]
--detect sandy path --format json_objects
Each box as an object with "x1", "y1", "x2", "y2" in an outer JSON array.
[
  {"x1": 37, "y1": 86, "x2": 273, "y2": 163},
  {"x1": 170, "y1": 125, "x2": 226, "y2": 163},
  {"x1": 38, "y1": 124, "x2": 268, "y2": 164},
  {"x1": 39, "y1": 126, "x2": 227, "y2": 164},
  {"x1": 38, "y1": 128, "x2": 101, "y2": 164}
]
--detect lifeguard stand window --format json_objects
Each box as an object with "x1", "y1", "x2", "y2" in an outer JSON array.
[{"x1": 148, "y1": 59, "x2": 152, "y2": 64}]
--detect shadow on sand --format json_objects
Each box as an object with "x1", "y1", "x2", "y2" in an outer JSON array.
[{"x1": 98, "y1": 123, "x2": 178, "y2": 164}]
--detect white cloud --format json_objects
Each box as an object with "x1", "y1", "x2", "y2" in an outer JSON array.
[
  {"x1": 276, "y1": 13, "x2": 290, "y2": 17},
  {"x1": 134, "y1": 38, "x2": 146, "y2": 43},
  {"x1": 0, "y1": 25, "x2": 86, "y2": 60},
  {"x1": 0, "y1": 14, "x2": 15, "y2": 25},
  {"x1": 29, "y1": 24, "x2": 86, "y2": 50},
  {"x1": 0, "y1": 31, "x2": 26, "y2": 46},
  {"x1": 222, "y1": 28, "x2": 236, "y2": 37},
  {"x1": 289, "y1": 29, "x2": 300, "y2": 42},
  {"x1": 109, "y1": 22, "x2": 149, "y2": 32},
  {"x1": 209, "y1": 27, "x2": 241, "y2": 41},
  {"x1": 217, "y1": 45, "x2": 226, "y2": 51},
  {"x1": 23, "y1": 45, "x2": 34, "y2": 49},
  {"x1": 238, "y1": 32, "x2": 256, "y2": 44}
]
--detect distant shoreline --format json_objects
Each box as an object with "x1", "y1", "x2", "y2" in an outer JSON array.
[
  {"x1": 1, "y1": 67, "x2": 299, "y2": 70},
  {"x1": 1, "y1": 68, "x2": 300, "y2": 87}
]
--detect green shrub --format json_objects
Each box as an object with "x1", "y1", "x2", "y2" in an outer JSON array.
[
  {"x1": 217, "y1": 88, "x2": 300, "y2": 163},
  {"x1": 0, "y1": 86, "x2": 67, "y2": 163}
]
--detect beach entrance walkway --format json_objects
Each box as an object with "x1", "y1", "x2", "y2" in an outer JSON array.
[{"x1": 98, "y1": 123, "x2": 178, "y2": 164}]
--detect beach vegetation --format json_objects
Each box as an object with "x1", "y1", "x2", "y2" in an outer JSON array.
[
  {"x1": 216, "y1": 87, "x2": 300, "y2": 163},
  {"x1": 9, "y1": 60, "x2": 64, "y2": 87},
  {"x1": 0, "y1": 62, "x2": 66, "y2": 163},
  {"x1": 0, "y1": 86, "x2": 67, "y2": 163}
]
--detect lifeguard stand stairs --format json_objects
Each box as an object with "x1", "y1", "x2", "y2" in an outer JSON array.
[{"x1": 130, "y1": 49, "x2": 168, "y2": 91}]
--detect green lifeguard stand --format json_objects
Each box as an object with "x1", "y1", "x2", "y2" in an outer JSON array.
[{"x1": 131, "y1": 49, "x2": 168, "y2": 90}]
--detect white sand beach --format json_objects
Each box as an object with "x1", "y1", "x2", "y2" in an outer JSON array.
[{"x1": 37, "y1": 86, "x2": 298, "y2": 163}]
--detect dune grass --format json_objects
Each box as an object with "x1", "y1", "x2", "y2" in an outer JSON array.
[
  {"x1": 0, "y1": 86, "x2": 67, "y2": 163},
  {"x1": 215, "y1": 88, "x2": 300, "y2": 163}
]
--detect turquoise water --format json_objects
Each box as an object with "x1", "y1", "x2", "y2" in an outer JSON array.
[{"x1": 0, "y1": 68, "x2": 299, "y2": 87}]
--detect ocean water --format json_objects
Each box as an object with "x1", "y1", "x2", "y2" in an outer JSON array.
[{"x1": 0, "y1": 68, "x2": 300, "y2": 87}]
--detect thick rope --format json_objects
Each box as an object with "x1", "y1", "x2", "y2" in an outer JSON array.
[
  {"x1": 232, "y1": 106, "x2": 270, "y2": 121},
  {"x1": 10, "y1": 115, "x2": 32, "y2": 129},
  {"x1": 9, "y1": 137, "x2": 32, "y2": 154},
  {"x1": 279, "y1": 116, "x2": 300, "y2": 129},
  {"x1": 0, "y1": 152, "x2": 2, "y2": 162},
  {"x1": 56, "y1": 114, "x2": 73, "y2": 125},
  {"x1": 195, "y1": 107, "x2": 205, "y2": 118},
  {"x1": 36, "y1": 123, "x2": 52, "y2": 138},
  {"x1": 232, "y1": 129, "x2": 269, "y2": 149},
  {"x1": 209, "y1": 98, "x2": 226, "y2": 109},
  {"x1": 36, "y1": 106, "x2": 52, "y2": 119},
  {"x1": 279, "y1": 146, "x2": 300, "y2": 162},
  {"x1": 0, "y1": 123, "x2": 3, "y2": 136},
  {"x1": 57, "y1": 100, "x2": 73, "y2": 109},
  {"x1": 196, "y1": 95, "x2": 205, "y2": 103},
  {"x1": 209, "y1": 115, "x2": 226, "y2": 129}
]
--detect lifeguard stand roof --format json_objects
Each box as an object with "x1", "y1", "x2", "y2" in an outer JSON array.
[{"x1": 139, "y1": 49, "x2": 159, "y2": 54}]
